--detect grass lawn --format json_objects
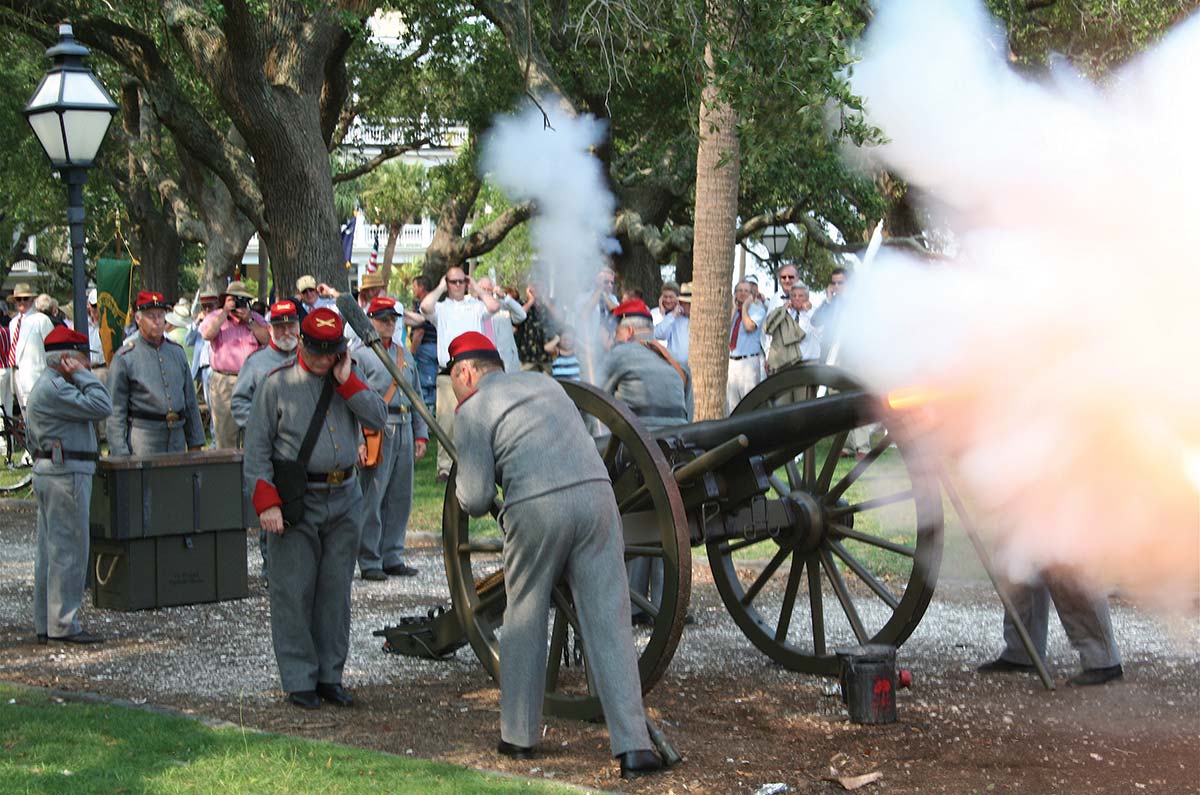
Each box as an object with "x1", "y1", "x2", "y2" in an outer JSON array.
[{"x1": 0, "y1": 683, "x2": 578, "y2": 795}]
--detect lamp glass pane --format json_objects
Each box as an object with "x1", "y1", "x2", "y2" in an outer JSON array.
[
  {"x1": 28, "y1": 73, "x2": 62, "y2": 110},
  {"x1": 27, "y1": 111, "x2": 66, "y2": 162},
  {"x1": 62, "y1": 109, "x2": 112, "y2": 164},
  {"x1": 62, "y1": 72, "x2": 114, "y2": 107}
]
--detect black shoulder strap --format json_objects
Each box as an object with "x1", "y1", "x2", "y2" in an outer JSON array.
[{"x1": 296, "y1": 376, "x2": 335, "y2": 467}]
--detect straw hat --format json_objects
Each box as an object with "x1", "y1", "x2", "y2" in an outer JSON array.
[{"x1": 9, "y1": 283, "x2": 35, "y2": 299}]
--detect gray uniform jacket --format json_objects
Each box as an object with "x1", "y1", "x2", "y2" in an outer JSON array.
[
  {"x1": 602, "y1": 339, "x2": 692, "y2": 426},
  {"x1": 105, "y1": 334, "x2": 204, "y2": 455},
  {"x1": 352, "y1": 342, "x2": 428, "y2": 441},
  {"x1": 243, "y1": 361, "x2": 387, "y2": 504},
  {"x1": 26, "y1": 369, "x2": 113, "y2": 475},
  {"x1": 455, "y1": 370, "x2": 609, "y2": 517},
  {"x1": 231, "y1": 345, "x2": 295, "y2": 428}
]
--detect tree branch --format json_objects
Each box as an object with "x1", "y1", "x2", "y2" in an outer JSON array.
[
  {"x1": 458, "y1": 201, "x2": 535, "y2": 259},
  {"x1": 613, "y1": 209, "x2": 692, "y2": 263},
  {"x1": 332, "y1": 139, "x2": 433, "y2": 184}
]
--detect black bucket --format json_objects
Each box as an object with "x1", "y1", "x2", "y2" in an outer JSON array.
[{"x1": 837, "y1": 644, "x2": 898, "y2": 725}]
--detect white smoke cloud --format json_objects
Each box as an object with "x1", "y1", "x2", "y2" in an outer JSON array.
[
  {"x1": 480, "y1": 100, "x2": 616, "y2": 305},
  {"x1": 840, "y1": 1, "x2": 1200, "y2": 607}
]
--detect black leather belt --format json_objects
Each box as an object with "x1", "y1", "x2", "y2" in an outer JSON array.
[
  {"x1": 307, "y1": 467, "x2": 354, "y2": 485},
  {"x1": 33, "y1": 450, "x2": 99, "y2": 461},
  {"x1": 729, "y1": 353, "x2": 762, "y2": 360},
  {"x1": 130, "y1": 409, "x2": 182, "y2": 423},
  {"x1": 387, "y1": 405, "x2": 409, "y2": 415}
]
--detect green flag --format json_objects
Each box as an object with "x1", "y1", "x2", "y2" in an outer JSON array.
[{"x1": 95, "y1": 257, "x2": 134, "y2": 364}]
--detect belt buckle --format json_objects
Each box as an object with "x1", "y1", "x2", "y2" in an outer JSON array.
[
  {"x1": 326, "y1": 469, "x2": 346, "y2": 486},
  {"x1": 165, "y1": 411, "x2": 181, "y2": 427}
]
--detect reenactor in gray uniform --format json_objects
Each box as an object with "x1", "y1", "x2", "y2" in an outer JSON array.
[
  {"x1": 243, "y1": 307, "x2": 387, "y2": 710},
  {"x1": 27, "y1": 326, "x2": 112, "y2": 644},
  {"x1": 353, "y1": 297, "x2": 428, "y2": 580},
  {"x1": 106, "y1": 291, "x2": 205, "y2": 456},
  {"x1": 603, "y1": 298, "x2": 692, "y2": 428},
  {"x1": 232, "y1": 299, "x2": 300, "y2": 579},
  {"x1": 449, "y1": 331, "x2": 663, "y2": 780},
  {"x1": 978, "y1": 572, "x2": 1123, "y2": 686},
  {"x1": 604, "y1": 299, "x2": 691, "y2": 626},
  {"x1": 231, "y1": 299, "x2": 300, "y2": 429}
]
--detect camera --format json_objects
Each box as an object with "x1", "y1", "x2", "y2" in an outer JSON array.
[{"x1": 233, "y1": 296, "x2": 251, "y2": 309}]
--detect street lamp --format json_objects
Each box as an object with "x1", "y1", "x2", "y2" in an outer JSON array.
[
  {"x1": 761, "y1": 224, "x2": 791, "y2": 290},
  {"x1": 23, "y1": 23, "x2": 117, "y2": 332}
]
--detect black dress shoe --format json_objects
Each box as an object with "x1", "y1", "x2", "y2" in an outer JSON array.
[
  {"x1": 36, "y1": 634, "x2": 47, "y2": 645},
  {"x1": 49, "y1": 630, "x2": 104, "y2": 645},
  {"x1": 288, "y1": 690, "x2": 321, "y2": 709},
  {"x1": 497, "y1": 739, "x2": 536, "y2": 760},
  {"x1": 361, "y1": 569, "x2": 388, "y2": 582},
  {"x1": 316, "y1": 682, "x2": 354, "y2": 707},
  {"x1": 976, "y1": 657, "x2": 1034, "y2": 674},
  {"x1": 619, "y1": 749, "x2": 663, "y2": 780},
  {"x1": 383, "y1": 563, "x2": 419, "y2": 577},
  {"x1": 1068, "y1": 665, "x2": 1123, "y2": 687}
]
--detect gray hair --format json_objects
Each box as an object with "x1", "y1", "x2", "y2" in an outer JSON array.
[
  {"x1": 618, "y1": 315, "x2": 653, "y2": 333},
  {"x1": 35, "y1": 294, "x2": 55, "y2": 313},
  {"x1": 45, "y1": 350, "x2": 83, "y2": 369}
]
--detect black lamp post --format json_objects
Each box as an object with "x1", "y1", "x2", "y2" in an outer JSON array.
[
  {"x1": 761, "y1": 224, "x2": 791, "y2": 290},
  {"x1": 23, "y1": 23, "x2": 117, "y2": 332}
]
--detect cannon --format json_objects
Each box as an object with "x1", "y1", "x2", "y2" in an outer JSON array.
[{"x1": 342, "y1": 298, "x2": 944, "y2": 721}]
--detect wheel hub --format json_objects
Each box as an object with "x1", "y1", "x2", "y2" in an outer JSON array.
[{"x1": 785, "y1": 490, "x2": 827, "y2": 553}]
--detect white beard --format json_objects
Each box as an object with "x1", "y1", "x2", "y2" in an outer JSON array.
[{"x1": 273, "y1": 336, "x2": 298, "y2": 352}]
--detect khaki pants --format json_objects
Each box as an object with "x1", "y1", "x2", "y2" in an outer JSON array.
[
  {"x1": 209, "y1": 371, "x2": 240, "y2": 449},
  {"x1": 435, "y1": 373, "x2": 456, "y2": 477}
]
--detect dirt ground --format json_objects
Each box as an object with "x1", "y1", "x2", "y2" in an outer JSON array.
[{"x1": 1, "y1": 503, "x2": 1197, "y2": 794}]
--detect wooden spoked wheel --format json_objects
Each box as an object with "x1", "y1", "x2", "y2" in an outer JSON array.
[
  {"x1": 443, "y1": 380, "x2": 691, "y2": 720},
  {"x1": 708, "y1": 363, "x2": 944, "y2": 675}
]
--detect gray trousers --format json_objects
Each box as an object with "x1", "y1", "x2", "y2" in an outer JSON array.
[
  {"x1": 358, "y1": 421, "x2": 415, "y2": 572},
  {"x1": 266, "y1": 480, "x2": 363, "y2": 693},
  {"x1": 500, "y1": 484, "x2": 651, "y2": 756},
  {"x1": 129, "y1": 422, "x2": 187, "y2": 456},
  {"x1": 33, "y1": 472, "x2": 92, "y2": 638},
  {"x1": 999, "y1": 573, "x2": 1121, "y2": 670},
  {"x1": 435, "y1": 374, "x2": 456, "y2": 477},
  {"x1": 627, "y1": 558, "x2": 664, "y2": 618}
]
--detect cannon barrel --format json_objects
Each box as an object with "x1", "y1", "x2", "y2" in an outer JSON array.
[{"x1": 657, "y1": 390, "x2": 876, "y2": 456}]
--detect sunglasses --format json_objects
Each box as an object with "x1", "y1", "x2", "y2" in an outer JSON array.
[
  {"x1": 447, "y1": 278, "x2": 467, "y2": 285},
  {"x1": 780, "y1": 274, "x2": 797, "y2": 280}
]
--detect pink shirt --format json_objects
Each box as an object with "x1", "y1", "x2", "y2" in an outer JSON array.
[{"x1": 201, "y1": 311, "x2": 266, "y2": 373}]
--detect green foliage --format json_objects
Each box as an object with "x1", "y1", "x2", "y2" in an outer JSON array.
[
  {"x1": 362, "y1": 160, "x2": 429, "y2": 227},
  {"x1": 989, "y1": 0, "x2": 1196, "y2": 79},
  {"x1": 472, "y1": 182, "x2": 534, "y2": 287}
]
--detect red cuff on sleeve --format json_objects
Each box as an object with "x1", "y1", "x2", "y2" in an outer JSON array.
[
  {"x1": 415, "y1": 438, "x2": 427, "y2": 444},
  {"x1": 253, "y1": 479, "x2": 283, "y2": 515},
  {"x1": 335, "y1": 372, "x2": 368, "y2": 399}
]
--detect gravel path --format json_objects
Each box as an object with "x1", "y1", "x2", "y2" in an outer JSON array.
[{"x1": 1, "y1": 501, "x2": 1197, "y2": 794}]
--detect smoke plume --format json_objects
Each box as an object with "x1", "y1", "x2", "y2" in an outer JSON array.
[{"x1": 841, "y1": 1, "x2": 1199, "y2": 607}]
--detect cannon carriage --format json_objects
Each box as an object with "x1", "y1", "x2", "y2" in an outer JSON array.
[{"x1": 429, "y1": 363, "x2": 944, "y2": 719}]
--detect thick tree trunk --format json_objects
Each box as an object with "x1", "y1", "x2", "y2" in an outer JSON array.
[
  {"x1": 127, "y1": 196, "x2": 182, "y2": 297},
  {"x1": 178, "y1": 147, "x2": 255, "y2": 289},
  {"x1": 691, "y1": 38, "x2": 741, "y2": 421}
]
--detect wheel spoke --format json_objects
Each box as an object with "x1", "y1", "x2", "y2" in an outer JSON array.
[
  {"x1": 829, "y1": 540, "x2": 900, "y2": 610},
  {"x1": 769, "y1": 473, "x2": 791, "y2": 498},
  {"x1": 774, "y1": 553, "x2": 803, "y2": 643},
  {"x1": 628, "y1": 589, "x2": 659, "y2": 619},
  {"x1": 802, "y1": 442, "x2": 816, "y2": 489},
  {"x1": 476, "y1": 582, "x2": 507, "y2": 615},
  {"x1": 459, "y1": 538, "x2": 504, "y2": 554},
  {"x1": 545, "y1": 608, "x2": 569, "y2": 691},
  {"x1": 718, "y1": 535, "x2": 774, "y2": 555},
  {"x1": 741, "y1": 543, "x2": 792, "y2": 607},
  {"x1": 824, "y1": 435, "x2": 892, "y2": 503},
  {"x1": 806, "y1": 553, "x2": 826, "y2": 656},
  {"x1": 785, "y1": 459, "x2": 804, "y2": 492},
  {"x1": 616, "y1": 482, "x2": 649, "y2": 513},
  {"x1": 623, "y1": 544, "x2": 666, "y2": 558},
  {"x1": 819, "y1": 547, "x2": 868, "y2": 643},
  {"x1": 827, "y1": 488, "x2": 914, "y2": 517},
  {"x1": 602, "y1": 435, "x2": 621, "y2": 469},
  {"x1": 827, "y1": 522, "x2": 916, "y2": 558},
  {"x1": 815, "y1": 430, "x2": 850, "y2": 493},
  {"x1": 551, "y1": 587, "x2": 581, "y2": 632}
]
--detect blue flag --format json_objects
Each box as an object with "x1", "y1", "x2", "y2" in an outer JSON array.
[{"x1": 340, "y1": 214, "x2": 356, "y2": 269}]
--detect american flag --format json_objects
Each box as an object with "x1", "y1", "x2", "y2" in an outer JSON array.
[{"x1": 366, "y1": 235, "x2": 379, "y2": 274}]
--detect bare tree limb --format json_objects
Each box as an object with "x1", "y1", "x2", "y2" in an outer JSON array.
[
  {"x1": 458, "y1": 201, "x2": 535, "y2": 259},
  {"x1": 332, "y1": 139, "x2": 433, "y2": 184}
]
